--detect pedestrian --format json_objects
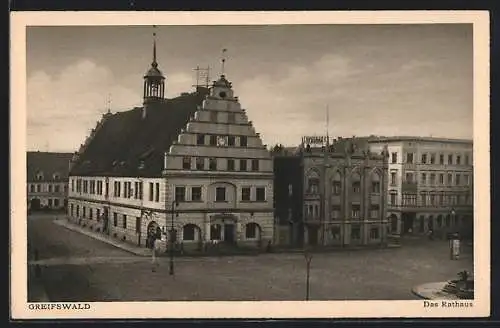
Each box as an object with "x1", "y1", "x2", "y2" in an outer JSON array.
[{"x1": 151, "y1": 235, "x2": 161, "y2": 272}]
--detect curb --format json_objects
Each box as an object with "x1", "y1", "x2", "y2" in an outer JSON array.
[{"x1": 53, "y1": 220, "x2": 150, "y2": 257}]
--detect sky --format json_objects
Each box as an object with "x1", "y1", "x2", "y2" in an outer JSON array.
[{"x1": 26, "y1": 24, "x2": 473, "y2": 152}]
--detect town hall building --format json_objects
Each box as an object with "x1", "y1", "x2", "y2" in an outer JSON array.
[{"x1": 67, "y1": 34, "x2": 274, "y2": 251}]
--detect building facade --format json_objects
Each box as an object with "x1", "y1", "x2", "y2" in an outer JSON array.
[
  {"x1": 273, "y1": 139, "x2": 390, "y2": 248},
  {"x1": 27, "y1": 151, "x2": 72, "y2": 211},
  {"x1": 368, "y1": 137, "x2": 474, "y2": 238},
  {"x1": 67, "y1": 35, "x2": 274, "y2": 251}
]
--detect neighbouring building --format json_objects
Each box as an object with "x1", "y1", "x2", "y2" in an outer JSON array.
[
  {"x1": 27, "y1": 151, "x2": 73, "y2": 211},
  {"x1": 272, "y1": 136, "x2": 390, "y2": 248},
  {"x1": 367, "y1": 136, "x2": 474, "y2": 238},
  {"x1": 67, "y1": 34, "x2": 274, "y2": 251}
]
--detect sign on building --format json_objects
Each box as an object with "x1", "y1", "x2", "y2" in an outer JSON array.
[{"x1": 302, "y1": 136, "x2": 329, "y2": 146}]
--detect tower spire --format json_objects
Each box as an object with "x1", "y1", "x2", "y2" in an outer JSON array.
[
  {"x1": 326, "y1": 104, "x2": 330, "y2": 146},
  {"x1": 152, "y1": 25, "x2": 158, "y2": 68},
  {"x1": 221, "y1": 48, "x2": 228, "y2": 75}
]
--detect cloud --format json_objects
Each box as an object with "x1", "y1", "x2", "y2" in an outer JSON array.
[{"x1": 26, "y1": 59, "x2": 196, "y2": 151}]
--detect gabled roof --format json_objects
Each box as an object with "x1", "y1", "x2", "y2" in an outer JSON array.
[
  {"x1": 70, "y1": 88, "x2": 209, "y2": 178},
  {"x1": 27, "y1": 152, "x2": 73, "y2": 182}
]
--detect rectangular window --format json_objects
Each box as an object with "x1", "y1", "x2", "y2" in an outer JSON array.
[
  {"x1": 91, "y1": 181, "x2": 96, "y2": 194},
  {"x1": 352, "y1": 182, "x2": 360, "y2": 193},
  {"x1": 439, "y1": 193, "x2": 445, "y2": 205},
  {"x1": 421, "y1": 153, "x2": 427, "y2": 164},
  {"x1": 134, "y1": 182, "x2": 139, "y2": 199},
  {"x1": 351, "y1": 204, "x2": 360, "y2": 218},
  {"x1": 96, "y1": 209, "x2": 100, "y2": 220},
  {"x1": 83, "y1": 180, "x2": 88, "y2": 193},
  {"x1": 448, "y1": 154, "x2": 453, "y2": 165},
  {"x1": 155, "y1": 183, "x2": 160, "y2": 202},
  {"x1": 464, "y1": 174, "x2": 470, "y2": 185},
  {"x1": 239, "y1": 159, "x2": 247, "y2": 171},
  {"x1": 351, "y1": 225, "x2": 361, "y2": 240},
  {"x1": 406, "y1": 153, "x2": 413, "y2": 164},
  {"x1": 370, "y1": 205, "x2": 379, "y2": 218},
  {"x1": 196, "y1": 157, "x2": 205, "y2": 170},
  {"x1": 465, "y1": 154, "x2": 470, "y2": 165},
  {"x1": 438, "y1": 173, "x2": 444, "y2": 185},
  {"x1": 242, "y1": 187, "x2": 251, "y2": 201},
  {"x1": 89, "y1": 208, "x2": 93, "y2": 220},
  {"x1": 371, "y1": 181, "x2": 380, "y2": 193},
  {"x1": 256, "y1": 187, "x2": 266, "y2": 202},
  {"x1": 37, "y1": 185, "x2": 41, "y2": 192},
  {"x1": 390, "y1": 192, "x2": 397, "y2": 205},
  {"x1": 405, "y1": 172, "x2": 414, "y2": 183},
  {"x1": 240, "y1": 136, "x2": 248, "y2": 147},
  {"x1": 149, "y1": 182, "x2": 154, "y2": 201},
  {"x1": 332, "y1": 181, "x2": 341, "y2": 195},
  {"x1": 191, "y1": 187, "x2": 202, "y2": 201},
  {"x1": 175, "y1": 186, "x2": 186, "y2": 202},
  {"x1": 439, "y1": 154, "x2": 444, "y2": 164},
  {"x1": 182, "y1": 156, "x2": 191, "y2": 170},
  {"x1": 430, "y1": 194, "x2": 436, "y2": 205},
  {"x1": 456, "y1": 155, "x2": 461, "y2": 165},
  {"x1": 209, "y1": 158, "x2": 217, "y2": 171},
  {"x1": 227, "y1": 112, "x2": 236, "y2": 123},
  {"x1": 215, "y1": 187, "x2": 226, "y2": 202},
  {"x1": 136, "y1": 217, "x2": 141, "y2": 233},
  {"x1": 420, "y1": 192, "x2": 427, "y2": 206},
  {"x1": 370, "y1": 227, "x2": 379, "y2": 239},
  {"x1": 71, "y1": 180, "x2": 75, "y2": 192},
  {"x1": 197, "y1": 134, "x2": 205, "y2": 145},
  {"x1": 227, "y1": 159, "x2": 235, "y2": 171},
  {"x1": 447, "y1": 173, "x2": 453, "y2": 185},
  {"x1": 48, "y1": 199, "x2": 53, "y2": 207},
  {"x1": 228, "y1": 136, "x2": 235, "y2": 146},
  {"x1": 390, "y1": 172, "x2": 397, "y2": 186},
  {"x1": 430, "y1": 153, "x2": 436, "y2": 164},
  {"x1": 138, "y1": 182, "x2": 143, "y2": 200},
  {"x1": 55, "y1": 185, "x2": 61, "y2": 193},
  {"x1": 76, "y1": 205, "x2": 80, "y2": 217},
  {"x1": 118, "y1": 181, "x2": 122, "y2": 197},
  {"x1": 113, "y1": 213, "x2": 118, "y2": 227},
  {"x1": 421, "y1": 173, "x2": 427, "y2": 184},
  {"x1": 391, "y1": 152, "x2": 397, "y2": 164},
  {"x1": 82, "y1": 206, "x2": 86, "y2": 217},
  {"x1": 123, "y1": 215, "x2": 127, "y2": 229},
  {"x1": 456, "y1": 174, "x2": 461, "y2": 185},
  {"x1": 48, "y1": 185, "x2": 53, "y2": 192},
  {"x1": 251, "y1": 159, "x2": 259, "y2": 171},
  {"x1": 209, "y1": 135, "x2": 217, "y2": 146},
  {"x1": 70, "y1": 204, "x2": 74, "y2": 216}
]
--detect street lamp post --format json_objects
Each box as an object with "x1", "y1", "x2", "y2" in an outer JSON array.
[
  {"x1": 304, "y1": 250, "x2": 313, "y2": 300},
  {"x1": 169, "y1": 200, "x2": 178, "y2": 276}
]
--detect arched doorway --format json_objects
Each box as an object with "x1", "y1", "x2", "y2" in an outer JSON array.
[
  {"x1": 245, "y1": 222, "x2": 262, "y2": 247},
  {"x1": 30, "y1": 198, "x2": 41, "y2": 211},
  {"x1": 182, "y1": 224, "x2": 202, "y2": 242}
]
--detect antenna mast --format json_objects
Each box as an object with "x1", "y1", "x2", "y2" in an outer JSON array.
[{"x1": 192, "y1": 65, "x2": 211, "y2": 89}]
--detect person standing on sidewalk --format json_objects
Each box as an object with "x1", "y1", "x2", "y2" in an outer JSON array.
[{"x1": 151, "y1": 230, "x2": 162, "y2": 272}]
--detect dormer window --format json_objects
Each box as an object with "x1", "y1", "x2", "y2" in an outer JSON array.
[
  {"x1": 36, "y1": 171, "x2": 44, "y2": 181},
  {"x1": 53, "y1": 173, "x2": 60, "y2": 180}
]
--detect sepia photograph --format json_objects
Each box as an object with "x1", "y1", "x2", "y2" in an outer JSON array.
[{"x1": 11, "y1": 11, "x2": 490, "y2": 319}]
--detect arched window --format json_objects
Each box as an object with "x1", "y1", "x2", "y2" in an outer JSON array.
[
  {"x1": 371, "y1": 171, "x2": 381, "y2": 193},
  {"x1": 245, "y1": 222, "x2": 261, "y2": 239},
  {"x1": 332, "y1": 171, "x2": 341, "y2": 195},
  {"x1": 183, "y1": 224, "x2": 198, "y2": 241}
]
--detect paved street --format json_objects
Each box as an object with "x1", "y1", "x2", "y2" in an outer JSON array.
[{"x1": 28, "y1": 214, "x2": 473, "y2": 302}]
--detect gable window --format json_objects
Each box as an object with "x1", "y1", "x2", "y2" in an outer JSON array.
[
  {"x1": 256, "y1": 187, "x2": 266, "y2": 202},
  {"x1": 215, "y1": 187, "x2": 226, "y2": 202},
  {"x1": 251, "y1": 159, "x2": 259, "y2": 171},
  {"x1": 197, "y1": 134, "x2": 205, "y2": 145},
  {"x1": 239, "y1": 159, "x2": 247, "y2": 171},
  {"x1": 175, "y1": 186, "x2": 186, "y2": 202},
  {"x1": 421, "y1": 153, "x2": 427, "y2": 164},
  {"x1": 228, "y1": 136, "x2": 235, "y2": 146},
  {"x1": 391, "y1": 152, "x2": 397, "y2": 164},
  {"x1": 210, "y1": 111, "x2": 218, "y2": 122},
  {"x1": 191, "y1": 187, "x2": 202, "y2": 201},
  {"x1": 242, "y1": 187, "x2": 251, "y2": 201},
  {"x1": 155, "y1": 183, "x2": 160, "y2": 202},
  {"x1": 209, "y1": 135, "x2": 217, "y2": 146},
  {"x1": 196, "y1": 157, "x2": 205, "y2": 170},
  {"x1": 182, "y1": 156, "x2": 191, "y2": 170},
  {"x1": 209, "y1": 158, "x2": 217, "y2": 171},
  {"x1": 240, "y1": 136, "x2": 248, "y2": 147},
  {"x1": 227, "y1": 159, "x2": 235, "y2": 171},
  {"x1": 149, "y1": 183, "x2": 154, "y2": 201}
]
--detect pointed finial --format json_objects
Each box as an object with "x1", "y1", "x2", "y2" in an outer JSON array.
[
  {"x1": 221, "y1": 48, "x2": 228, "y2": 75},
  {"x1": 152, "y1": 25, "x2": 158, "y2": 68}
]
